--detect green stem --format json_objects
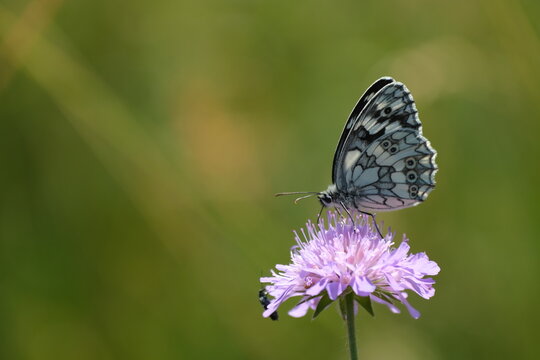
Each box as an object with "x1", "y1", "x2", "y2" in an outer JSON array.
[{"x1": 345, "y1": 292, "x2": 358, "y2": 360}]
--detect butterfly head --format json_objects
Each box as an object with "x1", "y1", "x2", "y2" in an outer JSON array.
[{"x1": 318, "y1": 184, "x2": 339, "y2": 207}]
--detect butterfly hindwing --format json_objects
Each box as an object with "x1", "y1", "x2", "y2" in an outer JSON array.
[
  {"x1": 333, "y1": 79, "x2": 437, "y2": 211},
  {"x1": 350, "y1": 130, "x2": 437, "y2": 211}
]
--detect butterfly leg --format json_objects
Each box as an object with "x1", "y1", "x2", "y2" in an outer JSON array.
[
  {"x1": 334, "y1": 206, "x2": 343, "y2": 218},
  {"x1": 334, "y1": 205, "x2": 350, "y2": 224},
  {"x1": 351, "y1": 203, "x2": 383, "y2": 237},
  {"x1": 339, "y1": 201, "x2": 355, "y2": 225},
  {"x1": 357, "y1": 210, "x2": 383, "y2": 238},
  {"x1": 316, "y1": 205, "x2": 324, "y2": 224}
]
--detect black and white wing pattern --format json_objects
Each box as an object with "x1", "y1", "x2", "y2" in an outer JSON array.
[
  {"x1": 331, "y1": 77, "x2": 395, "y2": 180},
  {"x1": 333, "y1": 77, "x2": 437, "y2": 211}
]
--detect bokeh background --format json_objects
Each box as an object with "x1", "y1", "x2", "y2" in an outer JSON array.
[{"x1": 1, "y1": 0, "x2": 539, "y2": 359}]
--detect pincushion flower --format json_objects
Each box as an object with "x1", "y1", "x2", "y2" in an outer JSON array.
[{"x1": 260, "y1": 212, "x2": 440, "y2": 320}]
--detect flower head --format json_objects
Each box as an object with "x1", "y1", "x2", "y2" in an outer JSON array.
[{"x1": 260, "y1": 212, "x2": 440, "y2": 319}]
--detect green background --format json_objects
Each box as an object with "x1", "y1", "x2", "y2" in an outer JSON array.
[{"x1": 1, "y1": 0, "x2": 539, "y2": 359}]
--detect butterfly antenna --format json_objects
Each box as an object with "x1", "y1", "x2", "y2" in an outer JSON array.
[
  {"x1": 294, "y1": 194, "x2": 316, "y2": 204},
  {"x1": 275, "y1": 191, "x2": 318, "y2": 197},
  {"x1": 275, "y1": 191, "x2": 319, "y2": 204}
]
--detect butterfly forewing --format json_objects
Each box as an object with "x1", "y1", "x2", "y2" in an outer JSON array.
[
  {"x1": 333, "y1": 79, "x2": 437, "y2": 212},
  {"x1": 331, "y1": 77, "x2": 395, "y2": 184}
]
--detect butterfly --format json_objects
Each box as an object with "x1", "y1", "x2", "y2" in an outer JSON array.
[
  {"x1": 259, "y1": 288, "x2": 278, "y2": 321},
  {"x1": 277, "y1": 77, "x2": 437, "y2": 235}
]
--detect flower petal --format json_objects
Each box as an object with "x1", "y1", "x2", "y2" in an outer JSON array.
[
  {"x1": 262, "y1": 285, "x2": 295, "y2": 317},
  {"x1": 288, "y1": 301, "x2": 312, "y2": 318},
  {"x1": 397, "y1": 293, "x2": 421, "y2": 319},
  {"x1": 305, "y1": 278, "x2": 328, "y2": 296},
  {"x1": 351, "y1": 276, "x2": 376, "y2": 296},
  {"x1": 326, "y1": 281, "x2": 346, "y2": 300},
  {"x1": 263, "y1": 303, "x2": 279, "y2": 318},
  {"x1": 370, "y1": 294, "x2": 400, "y2": 314}
]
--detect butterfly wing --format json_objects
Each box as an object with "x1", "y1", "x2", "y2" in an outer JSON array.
[
  {"x1": 334, "y1": 79, "x2": 437, "y2": 211},
  {"x1": 331, "y1": 77, "x2": 395, "y2": 183}
]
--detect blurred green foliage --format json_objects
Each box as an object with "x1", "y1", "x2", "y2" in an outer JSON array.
[{"x1": 1, "y1": 0, "x2": 540, "y2": 359}]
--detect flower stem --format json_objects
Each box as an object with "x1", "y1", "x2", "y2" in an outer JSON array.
[{"x1": 345, "y1": 292, "x2": 358, "y2": 360}]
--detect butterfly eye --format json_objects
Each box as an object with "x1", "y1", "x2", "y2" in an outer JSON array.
[
  {"x1": 405, "y1": 157, "x2": 417, "y2": 169},
  {"x1": 381, "y1": 140, "x2": 391, "y2": 149},
  {"x1": 384, "y1": 107, "x2": 392, "y2": 115},
  {"x1": 406, "y1": 170, "x2": 418, "y2": 183},
  {"x1": 318, "y1": 193, "x2": 332, "y2": 206},
  {"x1": 389, "y1": 144, "x2": 399, "y2": 154}
]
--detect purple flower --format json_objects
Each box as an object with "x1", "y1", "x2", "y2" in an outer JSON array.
[{"x1": 260, "y1": 212, "x2": 440, "y2": 319}]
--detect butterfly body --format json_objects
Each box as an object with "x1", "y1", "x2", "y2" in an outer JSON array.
[{"x1": 280, "y1": 77, "x2": 437, "y2": 219}]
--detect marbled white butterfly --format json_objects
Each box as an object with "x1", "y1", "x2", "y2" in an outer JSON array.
[{"x1": 277, "y1": 77, "x2": 437, "y2": 234}]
